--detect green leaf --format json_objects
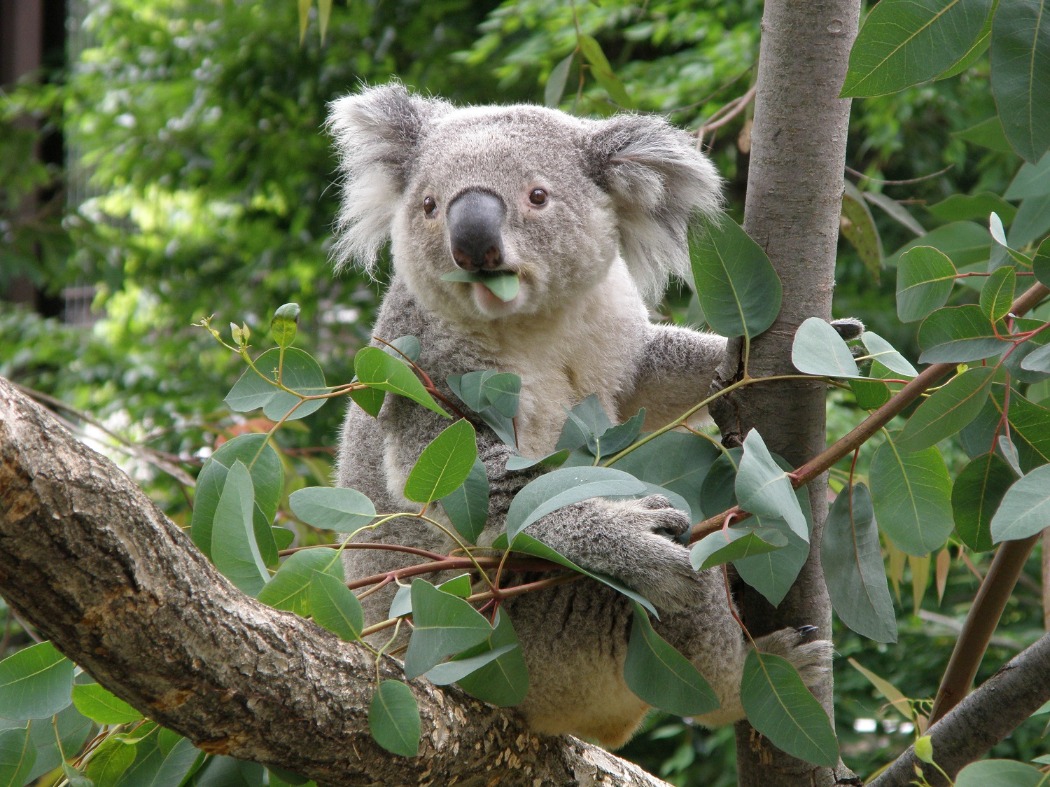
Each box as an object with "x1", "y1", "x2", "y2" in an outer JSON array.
[
  {"x1": 289, "y1": 486, "x2": 377, "y2": 533},
  {"x1": 841, "y1": 182, "x2": 883, "y2": 283},
  {"x1": 896, "y1": 246, "x2": 957, "y2": 323},
  {"x1": 1033, "y1": 237, "x2": 1050, "y2": 286},
  {"x1": 211, "y1": 460, "x2": 269, "y2": 596},
  {"x1": 496, "y1": 531, "x2": 659, "y2": 617},
  {"x1": 447, "y1": 370, "x2": 520, "y2": 417},
  {"x1": 895, "y1": 366, "x2": 995, "y2": 452},
  {"x1": 990, "y1": 0, "x2": 1050, "y2": 163},
  {"x1": 545, "y1": 52, "x2": 574, "y2": 107},
  {"x1": 870, "y1": 438, "x2": 954, "y2": 555},
  {"x1": 0, "y1": 727, "x2": 35, "y2": 787},
  {"x1": 556, "y1": 394, "x2": 612, "y2": 451},
  {"x1": 954, "y1": 116, "x2": 1014, "y2": 153},
  {"x1": 369, "y1": 680, "x2": 420, "y2": 757},
  {"x1": 225, "y1": 347, "x2": 327, "y2": 421},
  {"x1": 735, "y1": 526, "x2": 811, "y2": 608},
  {"x1": 822, "y1": 484, "x2": 897, "y2": 643},
  {"x1": 309, "y1": 570, "x2": 364, "y2": 641},
  {"x1": 71, "y1": 683, "x2": 143, "y2": 725},
  {"x1": 439, "y1": 457, "x2": 489, "y2": 543},
  {"x1": 388, "y1": 574, "x2": 473, "y2": 619},
  {"x1": 505, "y1": 466, "x2": 647, "y2": 542},
  {"x1": 991, "y1": 464, "x2": 1050, "y2": 542},
  {"x1": 191, "y1": 434, "x2": 282, "y2": 565},
  {"x1": 690, "y1": 216, "x2": 782, "y2": 339},
  {"x1": 955, "y1": 759, "x2": 1047, "y2": 787},
  {"x1": 791, "y1": 317, "x2": 862, "y2": 378},
  {"x1": 404, "y1": 419, "x2": 478, "y2": 503},
  {"x1": 84, "y1": 737, "x2": 135, "y2": 785},
  {"x1": 269, "y1": 303, "x2": 300, "y2": 348},
  {"x1": 860, "y1": 332, "x2": 918, "y2": 377},
  {"x1": 867, "y1": 191, "x2": 927, "y2": 236},
  {"x1": 432, "y1": 610, "x2": 529, "y2": 707},
  {"x1": 1009, "y1": 193, "x2": 1050, "y2": 248},
  {"x1": 610, "y1": 432, "x2": 721, "y2": 518},
  {"x1": 1005, "y1": 153, "x2": 1050, "y2": 200},
  {"x1": 349, "y1": 386, "x2": 385, "y2": 417},
  {"x1": 842, "y1": 0, "x2": 994, "y2": 97},
  {"x1": 578, "y1": 35, "x2": 632, "y2": 107},
  {"x1": 952, "y1": 452, "x2": 1016, "y2": 551},
  {"x1": 624, "y1": 604, "x2": 719, "y2": 716},
  {"x1": 0, "y1": 641, "x2": 74, "y2": 720},
  {"x1": 257, "y1": 548, "x2": 343, "y2": 615},
  {"x1": 690, "y1": 527, "x2": 788, "y2": 570},
  {"x1": 887, "y1": 221, "x2": 988, "y2": 269},
  {"x1": 403, "y1": 580, "x2": 493, "y2": 679},
  {"x1": 1020, "y1": 341, "x2": 1050, "y2": 373},
  {"x1": 354, "y1": 346, "x2": 449, "y2": 417},
  {"x1": 741, "y1": 650, "x2": 838, "y2": 766},
  {"x1": 980, "y1": 265, "x2": 1017, "y2": 323},
  {"x1": 439, "y1": 270, "x2": 521, "y2": 302},
  {"x1": 917, "y1": 305, "x2": 1010, "y2": 364},
  {"x1": 928, "y1": 192, "x2": 1018, "y2": 224},
  {"x1": 736, "y1": 430, "x2": 809, "y2": 542}
]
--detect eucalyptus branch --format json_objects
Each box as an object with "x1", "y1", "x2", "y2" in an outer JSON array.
[{"x1": 688, "y1": 280, "x2": 1050, "y2": 544}]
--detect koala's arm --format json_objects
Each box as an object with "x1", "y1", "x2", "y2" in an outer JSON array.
[{"x1": 618, "y1": 324, "x2": 728, "y2": 430}]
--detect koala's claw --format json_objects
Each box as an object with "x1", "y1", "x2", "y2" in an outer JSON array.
[{"x1": 796, "y1": 624, "x2": 820, "y2": 640}]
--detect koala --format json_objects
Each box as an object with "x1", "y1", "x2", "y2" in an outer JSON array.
[{"x1": 327, "y1": 83, "x2": 830, "y2": 748}]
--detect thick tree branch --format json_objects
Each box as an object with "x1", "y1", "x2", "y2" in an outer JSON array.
[
  {"x1": 0, "y1": 376, "x2": 669, "y2": 787},
  {"x1": 870, "y1": 632, "x2": 1050, "y2": 787}
]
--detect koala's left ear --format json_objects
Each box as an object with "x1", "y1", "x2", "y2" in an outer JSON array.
[{"x1": 587, "y1": 115, "x2": 723, "y2": 303}]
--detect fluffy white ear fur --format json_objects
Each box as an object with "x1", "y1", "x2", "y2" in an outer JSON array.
[
  {"x1": 586, "y1": 114, "x2": 723, "y2": 304},
  {"x1": 326, "y1": 83, "x2": 451, "y2": 274}
]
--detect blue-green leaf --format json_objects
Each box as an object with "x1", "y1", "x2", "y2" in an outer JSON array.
[{"x1": 0, "y1": 642, "x2": 74, "y2": 720}]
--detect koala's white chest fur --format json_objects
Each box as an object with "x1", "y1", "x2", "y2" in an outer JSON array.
[{"x1": 475, "y1": 261, "x2": 649, "y2": 457}]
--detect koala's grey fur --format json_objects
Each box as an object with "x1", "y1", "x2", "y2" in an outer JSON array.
[{"x1": 328, "y1": 83, "x2": 830, "y2": 748}]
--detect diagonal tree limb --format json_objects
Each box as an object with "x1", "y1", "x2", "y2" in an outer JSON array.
[
  {"x1": 0, "y1": 376, "x2": 669, "y2": 787},
  {"x1": 869, "y1": 631, "x2": 1050, "y2": 787}
]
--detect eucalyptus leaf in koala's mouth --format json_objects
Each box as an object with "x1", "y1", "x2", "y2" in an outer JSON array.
[{"x1": 440, "y1": 270, "x2": 520, "y2": 302}]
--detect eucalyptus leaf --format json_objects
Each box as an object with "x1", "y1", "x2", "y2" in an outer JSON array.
[
  {"x1": 895, "y1": 366, "x2": 995, "y2": 453},
  {"x1": 0, "y1": 641, "x2": 74, "y2": 720},
  {"x1": 990, "y1": 465, "x2": 1050, "y2": 542},
  {"x1": 368, "y1": 680, "x2": 420, "y2": 757},
  {"x1": 952, "y1": 452, "x2": 1016, "y2": 552},
  {"x1": 257, "y1": 548, "x2": 343, "y2": 616},
  {"x1": 870, "y1": 438, "x2": 954, "y2": 555},
  {"x1": 624, "y1": 603, "x2": 719, "y2": 716},
  {"x1": 211, "y1": 460, "x2": 269, "y2": 597},
  {"x1": 741, "y1": 650, "x2": 838, "y2": 766},
  {"x1": 822, "y1": 484, "x2": 897, "y2": 643},
  {"x1": 403, "y1": 580, "x2": 493, "y2": 679},
  {"x1": 289, "y1": 486, "x2": 376, "y2": 532},
  {"x1": 690, "y1": 216, "x2": 782, "y2": 339},
  {"x1": 355, "y1": 346, "x2": 449, "y2": 417},
  {"x1": 895, "y1": 246, "x2": 957, "y2": 323},
  {"x1": 404, "y1": 419, "x2": 478, "y2": 503},
  {"x1": 791, "y1": 317, "x2": 861, "y2": 378}
]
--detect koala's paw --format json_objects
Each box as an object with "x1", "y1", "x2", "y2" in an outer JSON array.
[
  {"x1": 754, "y1": 627, "x2": 833, "y2": 690},
  {"x1": 614, "y1": 495, "x2": 708, "y2": 612}
]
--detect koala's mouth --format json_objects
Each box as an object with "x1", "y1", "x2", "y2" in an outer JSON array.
[{"x1": 439, "y1": 269, "x2": 521, "y2": 303}]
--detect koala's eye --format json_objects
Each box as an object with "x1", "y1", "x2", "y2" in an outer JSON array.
[
  {"x1": 528, "y1": 188, "x2": 548, "y2": 206},
  {"x1": 422, "y1": 196, "x2": 438, "y2": 217}
]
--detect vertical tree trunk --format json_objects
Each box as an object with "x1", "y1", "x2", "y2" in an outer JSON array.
[{"x1": 723, "y1": 1, "x2": 860, "y2": 784}]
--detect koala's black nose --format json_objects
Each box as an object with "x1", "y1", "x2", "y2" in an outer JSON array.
[{"x1": 447, "y1": 189, "x2": 506, "y2": 272}]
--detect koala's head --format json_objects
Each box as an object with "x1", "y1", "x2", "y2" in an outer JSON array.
[{"x1": 327, "y1": 82, "x2": 721, "y2": 321}]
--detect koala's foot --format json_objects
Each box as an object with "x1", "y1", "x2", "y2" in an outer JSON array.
[{"x1": 754, "y1": 627, "x2": 833, "y2": 691}]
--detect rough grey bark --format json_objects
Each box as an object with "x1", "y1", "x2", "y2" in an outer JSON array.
[
  {"x1": 709, "y1": 1, "x2": 860, "y2": 785},
  {"x1": 0, "y1": 376, "x2": 670, "y2": 787},
  {"x1": 870, "y1": 632, "x2": 1050, "y2": 787}
]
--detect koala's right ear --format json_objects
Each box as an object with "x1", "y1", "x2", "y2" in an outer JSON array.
[{"x1": 327, "y1": 82, "x2": 451, "y2": 274}]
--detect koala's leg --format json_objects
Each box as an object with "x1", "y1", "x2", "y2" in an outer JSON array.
[{"x1": 653, "y1": 583, "x2": 833, "y2": 727}]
